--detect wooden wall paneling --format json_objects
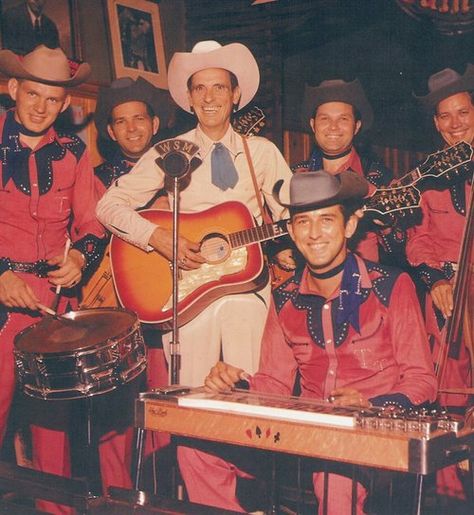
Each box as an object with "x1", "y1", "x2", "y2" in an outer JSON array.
[
  {"x1": 283, "y1": 130, "x2": 311, "y2": 166},
  {"x1": 373, "y1": 145, "x2": 426, "y2": 178}
]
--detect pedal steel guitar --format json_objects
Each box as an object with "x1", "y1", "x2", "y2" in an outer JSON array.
[{"x1": 135, "y1": 388, "x2": 474, "y2": 476}]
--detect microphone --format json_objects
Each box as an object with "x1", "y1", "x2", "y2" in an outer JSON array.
[{"x1": 154, "y1": 138, "x2": 202, "y2": 178}]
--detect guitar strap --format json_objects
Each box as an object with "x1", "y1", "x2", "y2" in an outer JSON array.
[
  {"x1": 242, "y1": 135, "x2": 284, "y2": 291},
  {"x1": 241, "y1": 135, "x2": 272, "y2": 224}
]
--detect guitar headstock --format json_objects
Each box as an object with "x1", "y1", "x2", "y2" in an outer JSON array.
[
  {"x1": 364, "y1": 185, "x2": 421, "y2": 216},
  {"x1": 232, "y1": 106, "x2": 266, "y2": 137},
  {"x1": 418, "y1": 141, "x2": 473, "y2": 181}
]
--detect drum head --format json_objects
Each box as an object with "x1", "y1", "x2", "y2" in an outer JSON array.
[{"x1": 14, "y1": 308, "x2": 138, "y2": 354}]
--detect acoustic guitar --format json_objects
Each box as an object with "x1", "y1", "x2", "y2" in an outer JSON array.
[
  {"x1": 109, "y1": 140, "x2": 473, "y2": 328},
  {"x1": 80, "y1": 106, "x2": 266, "y2": 310}
]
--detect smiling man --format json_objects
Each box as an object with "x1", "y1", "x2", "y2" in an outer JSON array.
[
  {"x1": 269, "y1": 79, "x2": 404, "y2": 277},
  {"x1": 407, "y1": 63, "x2": 474, "y2": 503},
  {"x1": 97, "y1": 40, "x2": 293, "y2": 387},
  {"x1": 93, "y1": 76, "x2": 169, "y2": 193},
  {"x1": 0, "y1": 45, "x2": 105, "y2": 514},
  {"x1": 297, "y1": 79, "x2": 395, "y2": 262},
  {"x1": 84, "y1": 75, "x2": 172, "y2": 496},
  {"x1": 408, "y1": 64, "x2": 474, "y2": 408},
  {"x1": 177, "y1": 170, "x2": 437, "y2": 514}
]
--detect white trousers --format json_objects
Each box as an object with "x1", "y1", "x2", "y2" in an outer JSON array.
[{"x1": 163, "y1": 282, "x2": 271, "y2": 387}]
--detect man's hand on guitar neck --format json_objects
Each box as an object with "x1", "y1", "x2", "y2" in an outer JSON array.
[
  {"x1": 204, "y1": 361, "x2": 251, "y2": 392},
  {"x1": 274, "y1": 249, "x2": 296, "y2": 272},
  {"x1": 149, "y1": 226, "x2": 205, "y2": 270}
]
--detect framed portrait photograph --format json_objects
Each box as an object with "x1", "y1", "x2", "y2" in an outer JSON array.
[
  {"x1": 0, "y1": 0, "x2": 76, "y2": 57},
  {"x1": 106, "y1": 0, "x2": 168, "y2": 89}
]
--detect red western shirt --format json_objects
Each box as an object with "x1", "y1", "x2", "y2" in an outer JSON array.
[
  {"x1": 0, "y1": 111, "x2": 104, "y2": 268},
  {"x1": 250, "y1": 254, "x2": 437, "y2": 406}
]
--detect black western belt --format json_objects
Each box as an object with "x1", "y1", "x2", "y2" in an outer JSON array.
[{"x1": 10, "y1": 260, "x2": 58, "y2": 278}]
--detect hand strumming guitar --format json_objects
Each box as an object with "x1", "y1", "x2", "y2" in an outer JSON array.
[{"x1": 149, "y1": 226, "x2": 205, "y2": 270}]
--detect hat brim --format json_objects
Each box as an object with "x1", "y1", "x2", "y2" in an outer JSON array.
[
  {"x1": 415, "y1": 64, "x2": 474, "y2": 112},
  {"x1": 273, "y1": 170, "x2": 369, "y2": 210},
  {"x1": 95, "y1": 77, "x2": 171, "y2": 140},
  {"x1": 168, "y1": 43, "x2": 260, "y2": 113},
  {"x1": 0, "y1": 49, "x2": 90, "y2": 87},
  {"x1": 301, "y1": 79, "x2": 373, "y2": 132}
]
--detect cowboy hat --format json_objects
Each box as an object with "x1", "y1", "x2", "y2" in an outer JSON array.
[
  {"x1": 0, "y1": 45, "x2": 90, "y2": 87},
  {"x1": 95, "y1": 76, "x2": 170, "y2": 140},
  {"x1": 167, "y1": 40, "x2": 260, "y2": 113},
  {"x1": 301, "y1": 79, "x2": 374, "y2": 131},
  {"x1": 273, "y1": 170, "x2": 369, "y2": 211},
  {"x1": 415, "y1": 63, "x2": 474, "y2": 112}
]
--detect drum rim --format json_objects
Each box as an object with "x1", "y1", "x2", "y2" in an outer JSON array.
[
  {"x1": 19, "y1": 363, "x2": 147, "y2": 400},
  {"x1": 13, "y1": 307, "x2": 140, "y2": 354}
]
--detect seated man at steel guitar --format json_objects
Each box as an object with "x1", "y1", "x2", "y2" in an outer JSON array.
[{"x1": 177, "y1": 170, "x2": 438, "y2": 515}]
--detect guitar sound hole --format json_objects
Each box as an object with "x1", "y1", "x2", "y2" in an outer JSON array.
[{"x1": 200, "y1": 233, "x2": 230, "y2": 264}]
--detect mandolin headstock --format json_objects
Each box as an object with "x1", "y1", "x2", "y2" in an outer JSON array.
[
  {"x1": 232, "y1": 106, "x2": 266, "y2": 137},
  {"x1": 364, "y1": 185, "x2": 421, "y2": 217},
  {"x1": 418, "y1": 141, "x2": 473, "y2": 182}
]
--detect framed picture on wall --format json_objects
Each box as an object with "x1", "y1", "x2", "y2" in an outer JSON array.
[
  {"x1": 0, "y1": 0, "x2": 77, "y2": 58},
  {"x1": 105, "y1": 0, "x2": 167, "y2": 89}
]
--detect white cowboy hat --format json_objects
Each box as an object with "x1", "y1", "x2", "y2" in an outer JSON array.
[
  {"x1": 0, "y1": 45, "x2": 90, "y2": 87},
  {"x1": 168, "y1": 40, "x2": 260, "y2": 113}
]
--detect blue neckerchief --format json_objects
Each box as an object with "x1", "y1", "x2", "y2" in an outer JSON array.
[
  {"x1": 336, "y1": 253, "x2": 364, "y2": 333},
  {"x1": 308, "y1": 147, "x2": 323, "y2": 172}
]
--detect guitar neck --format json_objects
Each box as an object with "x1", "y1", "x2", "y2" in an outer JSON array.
[
  {"x1": 228, "y1": 219, "x2": 289, "y2": 249},
  {"x1": 225, "y1": 141, "x2": 473, "y2": 246},
  {"x1": 389, "y1": 141, "x2": 473, "y2": 189}
]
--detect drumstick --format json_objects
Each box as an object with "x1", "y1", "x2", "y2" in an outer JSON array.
[
  {"x1": 56, "y1": 237, "x2": 71, "y2": 295},
  {"x1": 37, "y1": 303, "x2": 57, "y2": 316},
  {"x1": 37, "y1": 302, "x2": 79, "y2": 327}
]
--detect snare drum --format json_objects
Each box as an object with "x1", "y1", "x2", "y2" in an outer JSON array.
[{"x1": 14, "y1": 308, "x2": 146, "y2": 400}]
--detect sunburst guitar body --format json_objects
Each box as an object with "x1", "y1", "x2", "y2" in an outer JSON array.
[{"x1": 110, "y1": 202, "x2": 277, "y2": 329}]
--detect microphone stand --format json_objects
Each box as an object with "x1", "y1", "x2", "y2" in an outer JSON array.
[
  {"x1": 170, "y1": 176, "x2": 181, "y2": 385},
  {"x1": 133, "y1": 141, "x2": 200, "y2": 489},
  {"x1": 153, "y1": 139, "x2": 201, "y2": 386}
]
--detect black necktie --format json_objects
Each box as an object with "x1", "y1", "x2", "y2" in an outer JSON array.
[{"x1": 211, "y1": 143, "x2": 238, "y2": 190}]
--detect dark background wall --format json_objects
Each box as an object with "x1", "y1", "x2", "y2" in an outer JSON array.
[
  {"x1": 280, "y1": 0, "x2": 474, "y2": 151},
  {"x1": 1, "y1": 0, "x2": 473, "y2": 154},
  {"x1": 168, "y1": 0, "x2": 474, "y2": 152}
]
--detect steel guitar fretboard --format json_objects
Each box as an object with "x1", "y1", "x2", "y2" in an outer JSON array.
[{"x1": 177, "y1": 390, "x2": 357, "y2": 428}]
